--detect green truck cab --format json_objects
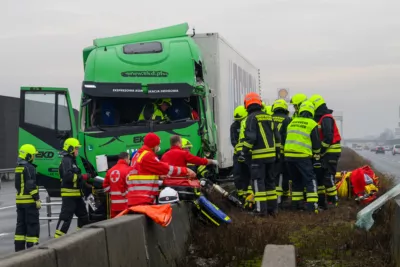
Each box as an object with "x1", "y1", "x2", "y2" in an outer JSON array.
[
  {"x1": 18, "y1": 23, "x2": 217, "y2": 200},
  {"x1": 18, "y1": 22, "x2": 260, "y2": 221}
]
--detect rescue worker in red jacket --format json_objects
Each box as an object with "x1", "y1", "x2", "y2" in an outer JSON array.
[
  {"x1": 127, "y1": 133, "x2": 196, "y2": 206},
  {"x1": 103, "y1": 152, "x2": 131, "y2": 218},
  {"x1": 161, "y1": 135, "x2": 218, "y2": 167},
  {"x1": 309, "y1": 94, "x2": 341, "y2": 209}
]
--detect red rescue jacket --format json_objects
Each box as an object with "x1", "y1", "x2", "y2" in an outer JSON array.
[
  {"x1": 127, "y1": 146, "x2": 189, "y2": 206},
  {"x1": 161, "y1": 146, "x2": 208, "y2": 167},
  {"x1": 318, "y1": 114, "x2": 341, "y2": 148},
  {"x1": 103, "y1": 159, "x2": 131, "y2": 211}
]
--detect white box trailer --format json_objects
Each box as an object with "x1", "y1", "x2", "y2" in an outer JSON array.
[{"x1": 193, "y1": 33, "x2": 261, "y2": 169}]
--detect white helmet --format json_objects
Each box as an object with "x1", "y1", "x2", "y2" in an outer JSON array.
[{"x1": 158, "y1": 187, "x2": 179, "y2": 204}]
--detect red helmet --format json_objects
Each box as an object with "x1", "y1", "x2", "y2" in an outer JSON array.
[{"x1": 244, "y1": 92, "x2": 262, "y2": 109}]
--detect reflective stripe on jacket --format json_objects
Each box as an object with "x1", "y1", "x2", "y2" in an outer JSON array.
[
  {"x1": 284, "y1": 117, "x2": 319, "y2": 158},
  {"x1": 138, "y1": 103, "x2": 166, "y2": 121},
  {"x1": 103, "y1": 159, "x2": 131, "y2": 211},
  {"x1": 59, "y1": 153, "x2": 82, "y2": 197},
  {"x1": 160, "y1": 146, "x2": 208, "y2": 167},
  {"x1": 127, "y1": 146, "x2": 188, "y2": 206},
  {"x1": 15, "y1": 161, "x2": 39, "y2": 205},
  {"x1": 234, "y1": 119, "x2": 247, "y2": 154},
  {"x1": 318, "y1": 114, "x2": 341, "y2": 154},
  {"x1": 242, "y1": 110, "x2": 280, "y2": 162}
]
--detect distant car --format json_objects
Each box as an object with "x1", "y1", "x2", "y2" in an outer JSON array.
[
  {"x1": 354, "y1": 146, "x2": 363, "y2": 151},
  {"x1": 384, "y1": 146, "x2": 391, "y2": 151},
  {"x1": 393, "y1": 144, "x2": 400, "y2": 155},
  {"x1": 370, "y1": 147, "x2": 377, "y2": 152},
  {"x1": 376, "y1": 146, "x2": 385, "y2": 154}
]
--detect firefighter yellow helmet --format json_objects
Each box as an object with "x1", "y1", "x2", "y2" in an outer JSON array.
[
  {"x1": 262, "y1": 103, "x2": 272, "y2": 115},
  {"x1": 181, "y1": 138, "x2": 193, "y2": 150},
  {"x1": 18, "y1": 144, "x2": 38, "y2": 162},
  {"x1": 308, "y1": 94, "x2": 325, "y2": 110},
  {"x1": 272, "y1": 99, "x2": 288, "y2": 112},
  {"x1": 63, "y1": 138, "x2": 81, "y2": 154},
  {"x1": 290, "y1": 93, "x2": 307, "y2": 106},
  {"x1": 298, "y1": 101, "x2": 315, "y2": 117},
  {"x1": 158, "y1": 98, "x2": 172, "y2": 106},
  {"x1": 233, "y1": 105, "x2": 248, "y2": 121}
]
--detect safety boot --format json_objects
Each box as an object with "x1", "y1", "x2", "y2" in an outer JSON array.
[
  {"x1": 327, "y1": 196, "x2": 339, "y2": 209},
  {"x1": 14, "y1": 242, "x2": 26, "y2": 252},
  {"x1": 305, "y1": 202, "x2": 319, "y2": 214},
  {"x1": 318, "y1": 194, "x2": 328, "y2": 210},
  {"x1": 279, "y1": 196, "x2": 291, "y2": 210},
  {"x1": 291, "y1": 200, "x2": 305, "y2": 211}
]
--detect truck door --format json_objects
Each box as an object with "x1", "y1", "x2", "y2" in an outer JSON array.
[
  {"x1": 19, "y1": 87, "x2": 76, "y2": 196},
  {"x1": 199, "y1": 94, "x2": 217, "y2": 158}
]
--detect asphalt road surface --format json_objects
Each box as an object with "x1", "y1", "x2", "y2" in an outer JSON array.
[
  {"x1": 356, "y1": 149, "x2": 400, "y2": 182},
  {"x1": 0, "y1": 181, "x2": 76, "y2": 256}
]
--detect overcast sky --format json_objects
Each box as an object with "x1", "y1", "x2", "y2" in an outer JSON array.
[{"x1": 2, "y1": 0, "x2": 400, "y2": 138}]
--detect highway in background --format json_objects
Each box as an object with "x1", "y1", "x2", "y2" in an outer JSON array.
[
  {"x1": 357, "y1": 149, "x2": 400, "y2": 181},
  {"x1": 0, "y1": 180, "x2": 76, "y2": 256}
]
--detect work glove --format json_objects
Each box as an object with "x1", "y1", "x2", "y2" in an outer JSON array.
[
  {"x1": 81, "y1": 173, "x2": 91, "y2": 181},
  {"x1": 313, "y1": 154, "x2": 322, "y2": 169},
  {"x1": 35, "y1": 199, "x2": 42, "y2": 210},
  {"x1": 209, "y1": 159, "x2": 218, "y2": 166}
]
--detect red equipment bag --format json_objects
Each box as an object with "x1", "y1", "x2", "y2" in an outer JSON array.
[
  {"x1": 160, "y1": 178, "x2": 201, "y2": 201},
  {"x1": 349, "y1": 165, "x2": 379, "y2": 204}
]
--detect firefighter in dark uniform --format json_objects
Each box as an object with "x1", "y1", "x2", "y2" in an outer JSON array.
[
  {"x1": 231, "y1": 105, "x2": 249, "y2": 199},
  {"x1": 271, "y1": 99, "x2": 292, "y2": 206},
  {"x1": 284, "y1": 101, "x2": 321, "y2": 213},
  {"x1": 14, "y1": 144, "x2": 40, "y2": 252},
  {"x1": 234, "y1": 107, "x2": 254, "y2": 206},
  {"x1": 239, "y1": 92, "x2": 281, "y2": 216},
  {"x1": 138, "y1": 98, "x2": 171, "y2": 121},
  {"x1": 54, "y1": 138, "x2": 90, "y2": 238},
  {"x1": 309, "y1": 94, "x2": 341, "y2": 209},
  {"x1": 290, "y1": 93, "x2": 307, "y2": 118}
]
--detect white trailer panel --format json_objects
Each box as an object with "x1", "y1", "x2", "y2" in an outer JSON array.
[{"x1": 193, "y1": 33, "x2": 260, "y2": 168}]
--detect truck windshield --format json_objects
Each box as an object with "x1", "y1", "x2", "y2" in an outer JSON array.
[{"x1": 85, "y1": 96, "x2": 199, "y2": 130}]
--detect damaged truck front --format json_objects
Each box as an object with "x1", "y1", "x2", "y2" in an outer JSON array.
[{"x1": 18, "y1": 22, "x2": 259, "y2": 221}]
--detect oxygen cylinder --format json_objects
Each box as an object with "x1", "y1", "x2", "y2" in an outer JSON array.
[{"x1": 211, "y1": 184, "x2": 229, "y2": 197}]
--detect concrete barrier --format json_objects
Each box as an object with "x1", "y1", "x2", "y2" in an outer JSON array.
[
  {"x1": 261, "y1": 244, "x2": 296, "y2": 267},
  {"x1": 39, "y1": 228, "x2": 109, "y2": 267},
  {"x1": 86, "y1": 215, "x2": 148, "y2": 267},
  {"x1": 0, "y1": 247, "x2": 57, "y2": 267},
  {"x1": 0, "y1": 202, "x2": 192, "y2": 267}
]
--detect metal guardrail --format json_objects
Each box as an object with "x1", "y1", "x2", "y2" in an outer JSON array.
[
  {"x1": 0, "y1": 168, "x2": 14, "y2": 181},
  {"x1": 38, "y1": 188, "x2": 78, "y2": 237}
]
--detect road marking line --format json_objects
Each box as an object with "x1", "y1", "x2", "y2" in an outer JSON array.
[
  {"x1": 0, "y1": 205, "x2": 15, "y2": 211},
  {"x1": 0, "y1": 222, "x2": 56, "y2": 239}
]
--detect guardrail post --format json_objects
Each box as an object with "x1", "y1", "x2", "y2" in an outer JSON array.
[{"x1": 46, "y1": 194, "x2": 52, "y2": 237}]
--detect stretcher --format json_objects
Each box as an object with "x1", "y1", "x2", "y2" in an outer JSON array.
[{"x1": 192, "y1": 196, "x2": 232, "y2": 226}]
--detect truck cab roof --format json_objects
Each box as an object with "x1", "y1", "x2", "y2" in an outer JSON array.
[{"x1": 83, "y1": 23, "x2": 202, "y2": 89}]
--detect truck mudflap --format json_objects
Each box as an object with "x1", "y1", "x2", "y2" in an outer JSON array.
[{"x1": 193, "y1": 196, "x2": 232, "y2": 226}]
